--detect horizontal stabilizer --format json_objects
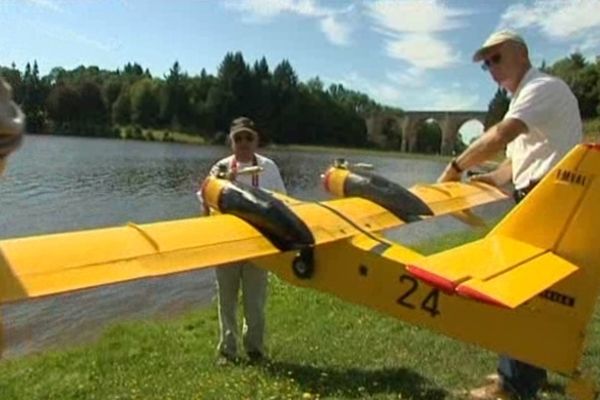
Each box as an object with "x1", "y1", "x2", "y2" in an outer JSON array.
[{"x1": 407, "y1": 236, "x2": 578, "y2": 308}]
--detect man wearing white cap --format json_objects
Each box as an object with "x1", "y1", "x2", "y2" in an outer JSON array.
[
  {"x1": 0, "y1": 76, "x2": 25, "y2": 175},
  {"x1": 199, "y1": 116, "x2": 286, "y2": 365},
  {"x1": 437, "y1": 31, "x2": 582, "y2": 399}
]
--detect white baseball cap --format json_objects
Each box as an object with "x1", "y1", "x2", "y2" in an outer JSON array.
[{"x1": 472, "y1": 30, "x2": 527, "y2": 62}]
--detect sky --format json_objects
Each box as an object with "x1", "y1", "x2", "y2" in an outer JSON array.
[{"x1": 1, "y1": 0, "x2": 600, "y2": 140}]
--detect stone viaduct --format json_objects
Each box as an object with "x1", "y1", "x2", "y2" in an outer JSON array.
[{"x1": 365, "y1": 110, "x2": 487, "y2": 155}]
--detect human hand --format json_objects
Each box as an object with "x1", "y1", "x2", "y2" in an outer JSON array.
[
  {"x1": 437, "y1": 163, "x2": 462, "y2": 183},
  {"x1": 469, "y1": 172, "x2": 498, "y2": 187}
]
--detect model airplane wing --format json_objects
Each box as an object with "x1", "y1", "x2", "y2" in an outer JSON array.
[
  {"x1": 0, "y1": 175, "x2": 507, "y2": 303},
  {"x1": 406, "y1": 235, "x2": 578, "y2": 308},
  {"x1": 409, "y1": 181, "x2": 507, "y2": 216},
  {"x1": 0, "y1": 216, "x2": 279, "y2": 302}
]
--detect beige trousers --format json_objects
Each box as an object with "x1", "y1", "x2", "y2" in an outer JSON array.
[{"x1": 216, "y1": 262, "x2": 268, "y2": 357}]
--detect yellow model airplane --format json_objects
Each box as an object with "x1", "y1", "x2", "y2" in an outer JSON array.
[{"x1": 1, "y1": 144, "x2": 598, "y2": 399}]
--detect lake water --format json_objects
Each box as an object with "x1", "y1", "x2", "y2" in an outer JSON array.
[{"x1": 0, "y1": 135, "x2": 510, "y2": 357}]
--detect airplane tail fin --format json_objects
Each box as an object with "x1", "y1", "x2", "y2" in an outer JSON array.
[
  {"x1": 405, "y1": 144, "x2": 600, "y2": 377},
  {"x1": 407, "y1": 144, "x2": 600, "y2": 310},
  {"x1": 490, "y1": 143, "x2": 600, "y2": 314}
]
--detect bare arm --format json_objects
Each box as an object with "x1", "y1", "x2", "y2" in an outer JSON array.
[
  {"x1": 437, "y1": 118, "x2": 527, "y2": 182},
  {"x1": 470, "y1": 158, "x2": 512, "y2": 188}
]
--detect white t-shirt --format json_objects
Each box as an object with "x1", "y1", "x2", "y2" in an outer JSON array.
[
  {"x1": 504, "y1": 68, "x2": 582, "y2": 189},
  {"x1": 197, "y1": 153, "x2": 287, "y2": 208}
]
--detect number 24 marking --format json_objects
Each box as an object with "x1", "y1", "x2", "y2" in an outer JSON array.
[{"x1": 397, "y1": 275, "x2": 441, "y2": 317}]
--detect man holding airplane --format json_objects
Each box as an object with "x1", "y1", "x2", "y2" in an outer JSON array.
[{"x1": 437, "y1": 31, "x2": 582, "y2": 400}]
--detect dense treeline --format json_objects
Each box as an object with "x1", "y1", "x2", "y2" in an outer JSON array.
[
  {"x1": 0, "y1": 53, "x2": 391, "y2": 147},
  {"x1": 1, "y1": 51, "x2": 598, "y2": 151}
]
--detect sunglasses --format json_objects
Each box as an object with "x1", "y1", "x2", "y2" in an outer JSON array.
[
  {"x1": 233, "y1": 134, "x2": 255, "y2": 143},
  {"x1": 481, "y1": 53, "x2": 502, "y2": 71}
]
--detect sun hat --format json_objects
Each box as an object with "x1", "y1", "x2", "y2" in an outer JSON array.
[
  {"x1": 472, "y1": 30, "x2": 527, "y2": 62},
  {"x1": 229, "y1": 116, "x2": 258, "y2": 139}
]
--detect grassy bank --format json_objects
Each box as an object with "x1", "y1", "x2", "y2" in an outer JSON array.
[
  {"x1": 584, "y1": 118, "x2": 600, "y2": 143},
  {"x1": 0, "y1": 230, "x2": 598, "y2": 400},
  {"x1": 118, "y1": 126, "x2": 207, "y2": 145},
  {"x1": 267, "y1": 143, "x2": 453, "y2": 161}
]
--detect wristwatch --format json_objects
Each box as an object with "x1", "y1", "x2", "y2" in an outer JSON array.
[{"x1": 450, "y1": 158, "x2": 463, "y2": 173}]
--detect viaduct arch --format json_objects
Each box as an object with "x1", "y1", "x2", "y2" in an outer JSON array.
[{"x1": 365, "y1": 110, "x2": 487, "y2": 155}]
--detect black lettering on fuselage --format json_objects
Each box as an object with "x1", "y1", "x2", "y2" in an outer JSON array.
[{"x1": 539, "y1": 290, "x2": 576, "y2": 307}]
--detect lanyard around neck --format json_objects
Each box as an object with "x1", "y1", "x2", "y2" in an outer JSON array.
[{"x1": 230, "y1": 155, "x2": 259, "y2": 187}]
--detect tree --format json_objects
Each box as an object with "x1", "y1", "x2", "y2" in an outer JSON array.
[
  {"x1": 306, "y1": 77, "x2": 324, "y2": 93},
  {"x1": 159, "y1": 61, "x2": 190, "y2": 128},
  {"x1": 22, "y1": 61, "x2": 49, "y2": 132},
  {"x1": 130, "y1": 78, "x2": 159, "y2": 127},
  {"x1": 416, "y1": 119, "x2": 442, "y2": 154},
  {"x1": 113, "y1": 86, "x2": 132, "y2": 125},
  {"x1": 103, "y1": 78, "x2": 123, "y2": 115},
  {"x1": 0, "y1": 64, "x2": 23, "y2": 103},
  {"x1": 46, "y1": 83, "x2": 80, "y2": 125},
  {"x1": 217, "y1": 52, "x2": 253, "y2": 121},
  {"x1": 78, "y1": 80, "x2": 108, "y2": 127},
  {"x1": 484, "y1": 88, "x2": 509, "y2": 129},
  {"x1": 273, "y1": 59, "x2": 298, "y2": 93}
]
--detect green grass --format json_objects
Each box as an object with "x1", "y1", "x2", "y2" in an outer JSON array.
[
  {"x1": 117, "y1": 126, "x2": 207, "y2": 145},
  {"x1": 584, "y1": 118, "x2": 600, "y2": 143},
  {"x1": 0, "y1": 230, "x2": 598, "y2": 399},
  {"x1": 268, "y1": 143, "x2": 454, "y2": 162}
]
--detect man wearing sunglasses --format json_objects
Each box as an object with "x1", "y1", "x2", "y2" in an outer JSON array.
[
  {"x1": 199, "y1": 116, "x2": 286, "y2": 366},
  {"x1": 0, "y1": 77, "x2": 25, "y2": 175},
  {"x1": 437, "y1": 31, "x2": 582, "y2": 399}
]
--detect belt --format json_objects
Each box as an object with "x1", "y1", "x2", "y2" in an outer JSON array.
[{"x1": 513, "y1": 180, "x2": 540, "y2": 203}]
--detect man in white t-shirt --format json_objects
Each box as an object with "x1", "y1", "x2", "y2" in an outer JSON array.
[
  {"x1": 437, "y1": 31, "x2": 582, "y2": 399},
  {"x1": 199, "y1": 116, "x2": 286, "y2": 366}
]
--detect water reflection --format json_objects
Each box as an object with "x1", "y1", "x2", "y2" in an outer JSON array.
[{"x1": 0, "y1": 136, "x2": 450, "y2": 238}]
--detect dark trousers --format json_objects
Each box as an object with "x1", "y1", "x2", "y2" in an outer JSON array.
[
  {"x1": 499, "y1": 181, "x2": 547, "y2": 398},
  {"x1": 498, "y1": 356, "x2": 547, "y2": 398}
]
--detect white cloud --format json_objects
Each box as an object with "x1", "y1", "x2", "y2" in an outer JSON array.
[
  {"x1": 386, "y1": 67, "x2": 426, "y2": 88},
  {"x1": 366, "y1": 0, "x2": 470, "y2": 69},
  {"x1": 224, "y1": 0, "x2": 353, "y2": 46},
  {"x1": 338, "y1": 72, "x2": 403, "y2": 105},
  {"x1": 578, "y1": 35, "x2": 600, "y2": 55},
  {"x1": 338, "y1": 71, "x2": 480, "y2": 111},
  {"x1": 320, "y1": 16, "x2": 351, "y2": 46},
  {"x1": 224, "y1": 0, "x2": 327, "y2": 19},
  {"x1": 499, "y1": 1, "x2": 600, "y2": 47},
  {"x1": 367, "y1": 0, "x2": 467, "y2": 33},
  {"x1": 385, "y1": 34, "x2": 459, "y2": 69},
  {"x1": 29, "y1": 22, "x2": 116, "y2": 53},
  {"x1": 24, "y1": 0, "x2": 62, "y2": 12},
  {"x1": 428, "y1": 89, "x2": 479, "y2": 111}
]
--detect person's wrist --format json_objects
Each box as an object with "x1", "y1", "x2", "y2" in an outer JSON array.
[{"x1": 450, "y1": 158, "x2": 463, "y2": 174}]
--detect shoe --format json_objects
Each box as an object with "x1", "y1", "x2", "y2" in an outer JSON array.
[
  {"x1": 215, "y1": 353, "x2": 237, "y2": 367},
  {"x1": 469, "y1": 382, "x2": 514, "y2": 400},
  {"x1": 247, "y1": 351, "x2": 266, "y2": 364},
  {"x1": 486, "y1": 373, "x2": 501, "y2": 384}
]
